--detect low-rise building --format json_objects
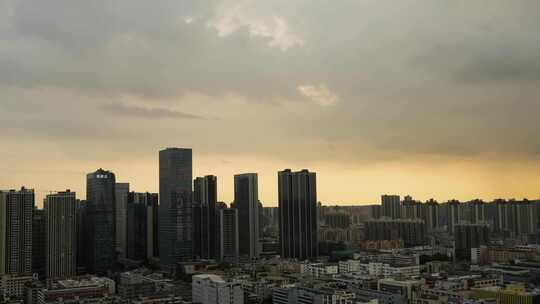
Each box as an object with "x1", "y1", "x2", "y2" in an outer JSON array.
[
  {"x1": 36, "y1": 276, "x2": 117, "y2": 304},
  {"x1": 0, "y1": 274, "x2": 37, "y2": 302},
  {"x1": 192, "y1": 274, "x2": 244, "y2": 304}
]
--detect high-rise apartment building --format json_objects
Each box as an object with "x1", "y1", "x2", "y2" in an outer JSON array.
[
  {"x1": 381, "y1": 195, "x2": 401, "y2": 219},
  {"x1": 0, "y1": 187, "x2": 34, "y2": 275},
  {"x1": 193, "y1": 176, "x2": 217, "y2": 260},
  {"x1": 233, "y1": 173, "x2": 260, "y2": 259},
  {"x1": 278, "y1": 169, "x2": 318, "y2": 260},
  {"x1": 45, "y1": 190, "x2": 77, "y2": 278},
  {"x1": 159, "y1": 148, "x2": 193, "y2": 272},
  {"x1": 364, "y1": 218, "x2": 427, "y2": 247}
]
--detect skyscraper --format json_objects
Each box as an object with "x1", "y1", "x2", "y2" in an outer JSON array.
[
  {"x1": 115, "y1": 182, "x2": 130, "y2": 259},
  {"x1": 45, "y1": 190, "x2": 77, "y2": 278},
  {"x1": 127, "y1": 192, "x2": 159, "y2": 261},
  {"x1": 278, "y1": 169, "x2": 318, "y2": 260},
  {"x1": 217, "y1": 208, "x2": 239, "y2": 262},
  {"x1": 233, "y1": 173, "x2": 260, "y2": 259},
  {"x1": 193, "y1": 176, "x2": 217, "y2": 260},
  {"x1": 85, "y1": 169, "x2": 116, "y2": 275},
  {"x1": 32, "y1": 208, "x2": 46, "y2": 279},
  {"x1": 159, "y1": 148, "x2": 193, "y2": 272},
  {"x1": 0, "y1": 187, "x2": 34, "y2": 275},
  {"x1": 381, "y1": 195, "x2": 401, "y2": 219},
  {"x1": 76, "y1": 200, "x2": 88, "y2": 274}
]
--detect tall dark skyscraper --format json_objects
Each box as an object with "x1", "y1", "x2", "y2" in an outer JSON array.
[
  {"x1": 381, "y1": 195, "x2": 401, "y2": 219},
  {"x1": 127, "y1": 192, "x2": 159, "y2": 261},
  {"x1": 45, "y1": 190, "x2": 77, "y2": 278},
  {"x1": 76, "y1": 200, "x2": 88, "y2": 274},
  {"x1": 115, "y1": 182, "x2": 130, "y2": 259},
  {"x1": 159, "y1": 148, "x2": 193, "y2": 272},
  {"x1": 193, "y1": 175, "x2": 217, "y2": 260},
  {"x1": 217, "y1": 208, "x2": 239, "y2": 262},
  {"x1": 0, "y1": 187, "x2": 34, "y2": 275},
  {"x1": 32, "y1": 207, "x2": 46, "y2": 279},
  {"x1": 278, "y1": 169, "x2": 318, "y2": 260},
  {"x1": 234, "y1": 173, "x2": 260, "y2": 259},
  {"x1": 85, "y1": 169, "x2": 116, "y2": 275}
]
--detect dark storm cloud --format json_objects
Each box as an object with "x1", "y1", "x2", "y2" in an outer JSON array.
[{"x1": 101, "y1": 103, "x2": 205, "y2": 120}]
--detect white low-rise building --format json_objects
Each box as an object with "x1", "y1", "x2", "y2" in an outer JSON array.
[
  {"x1": 302, "y1": 263, "x2": 339, "y2": 278},
  {"x1": 193, "y1": 274, "x2": 244, "y2": 304},
  {"x1": 338, "y1": 260, "x2": 361, "y2": 273}
]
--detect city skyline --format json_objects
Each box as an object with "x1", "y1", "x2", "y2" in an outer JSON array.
[
  {"x1": 2, "y1": 1, "x2": 540, "y2": 206},
  {"x1": 2, "y1": 155, "x2": 540, "y2": 208}
]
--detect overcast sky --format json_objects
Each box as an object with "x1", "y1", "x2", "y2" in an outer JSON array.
[{"x1": 1, "y1": 0, "x2": 540, "y2": 205}]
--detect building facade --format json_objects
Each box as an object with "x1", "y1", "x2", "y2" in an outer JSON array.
[
  {"x1": 278, "y1": 169, "x2": 318, "y2": 260},
  {"x1": 45, "y1": 190, "x2": 77, "y2": 278},
  {"x1": 193, "y1": 176, "x2": 218, "y2": 260},
  {"x1": 217, "y1": 208, "x2": 239, "y2": 262},
  {"x1": 192, "y1": 274, "x2": 244, "y2": 304},
  {"x1": 0, "y1": 187, "x2": 34, "y2": 276},
  {"x1": 115, "y1": 182, "x2": 130, "y2": 259},
  {"x1": 233, "y1": 173, "x2": 260, "y2": 259},
  {"x1": 159, "y1": 148, "x2": 193, "y2": 272},
  {"x1": 127, "y1": 192, "x2": 159, "y2": 261},
  {"x1": 85, "y1": 169, "x2": 116, "y2": 275}
]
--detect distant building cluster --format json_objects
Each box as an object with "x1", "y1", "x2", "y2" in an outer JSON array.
[{"x1": 1, "y1": 147, "x2": 540, "y2": 303}]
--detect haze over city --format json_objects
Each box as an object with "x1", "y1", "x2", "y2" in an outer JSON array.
[{"x1": 1, "y1": 0, "x2": 540, "y2": 205}]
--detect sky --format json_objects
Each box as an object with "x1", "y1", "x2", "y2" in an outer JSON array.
[{"x1": 1, "y1": 0, "x2": 540, "y2": 206}]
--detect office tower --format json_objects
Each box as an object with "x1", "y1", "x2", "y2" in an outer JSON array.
[
  {"x1": 454, "y1": 223, "x2": 489, "y2": 260},
  {"x1": 233, "y1": 173, "x2": 260, "y2": 259},
  {"x1": 0, "y1": 187, "x2": 34, "y2": 275},
  {"x1": 192, "y1": 274, "x2": 244, "y2": 304},
  {"x1": 85, "y1": 169, "x2": 116, "y2": 275},
  {"x1": 45, "y1": 190, "x2": 77, "y2": 278},
  {"x1": 126, "y1": 192, "x2": 159, "y2": 261},
  {"x1": 217, "y1": 208, "x2": 239, "y2": 262},
  {"x1": 32, "y1": 208, "x2": 46, "y2": 279},
  {"x1": 278, "y1": 169, "x2": 318, "y2": 260},
  {"x1": 193, "y1": 175, "x2": 217, "y2": 260},
  {"x1": 76, "y1": 200, "x2": 87, "y2": 274},
  {"x1": 381, "y1": 195, "x2": 401, "y2": 219},
  {"x1": 364, "y1": 218, "x2": 427, "y2": 247},
  {"x1": 115, "y1": 182, "x2": 130, "y2": 258},
  {"x1": 159, "y1": 148, "x2": 193, "y2": 272}
]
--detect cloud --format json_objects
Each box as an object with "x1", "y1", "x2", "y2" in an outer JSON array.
[
  {"x1": 297, "y1": 84, "x2": 339, "y2": 106},
  {"x1": 209, "y1": 1, "x2": 304, "y2": 51},
  {"x1": 101, "y1": 102, "x2": 205, "y2": 120}
]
